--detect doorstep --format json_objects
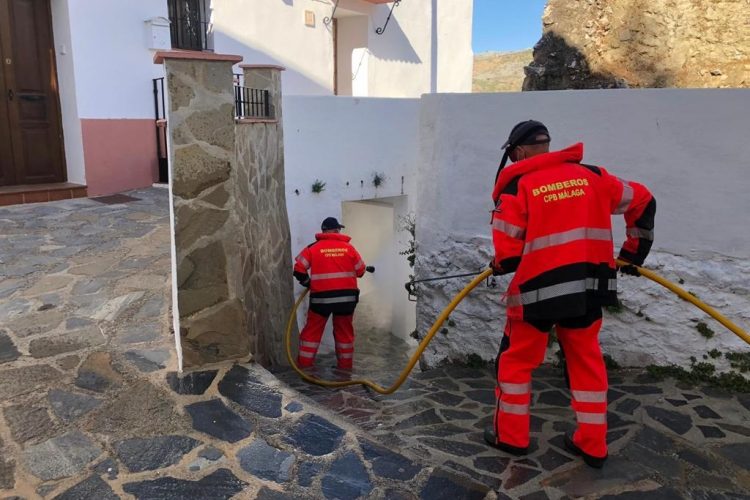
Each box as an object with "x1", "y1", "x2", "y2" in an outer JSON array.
[{"x1": 0, "y1": 183, "x2": 88, "y2": 206}]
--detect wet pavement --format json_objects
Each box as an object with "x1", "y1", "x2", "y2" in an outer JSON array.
[
  {"x1": 274, "y1": 331, "x2": 750, "y2": 499},
  {"x1": 1, "y1": 189, "x2": 749, "y2": 499}
]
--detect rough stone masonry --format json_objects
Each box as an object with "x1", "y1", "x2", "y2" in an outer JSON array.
[
  {"x1": 157, "y1": 51, "x2": 294, "y2": 368},
  {"x1": 524, "y1": 0, "x2": 750, "y2": 90}
]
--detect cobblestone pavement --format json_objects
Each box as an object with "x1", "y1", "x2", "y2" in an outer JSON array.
[
  {"x1": 275, "y1": 329, "x2": 750, "y2": 499},
  {"x1": 0, "y1": 190, "x2": 495, "y2": 499},
  {"x1": 1, "y1": 189, "x2": 749, "y2": 499}
]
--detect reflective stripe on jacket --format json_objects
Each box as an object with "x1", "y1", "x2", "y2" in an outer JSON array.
[{"x1": 491, "y1": 143, "x2": 655, "y2": 321}]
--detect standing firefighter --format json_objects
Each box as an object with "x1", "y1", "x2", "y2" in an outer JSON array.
[
  {"x1": 293, "y1": 217, "x2": 372, "y2": 370},
  {"x1": 485, "y1": 120, "x2": 655, "y2": 468}
]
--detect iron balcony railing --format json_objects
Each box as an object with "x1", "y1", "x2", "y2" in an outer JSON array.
[
  {"x1": 170, "y1": 18, "x2": 211, "y2": 51},
  {"x1": 168, "y1": 0, "x2": 211, "y2": 51},
  {"x1": 152, "y1": 77, "x2": 169, "y2": 183},
  {"x1": 234, "y1": 85, "x2": 272, "y2": 120}
]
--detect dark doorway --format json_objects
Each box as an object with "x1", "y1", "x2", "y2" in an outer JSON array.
[{"x1": 0, "y1": 0, "x2": 66, "y2": 187}]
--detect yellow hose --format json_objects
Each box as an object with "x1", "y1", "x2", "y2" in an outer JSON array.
[
  {"x1": 285, "y1": 261, "x2": 749, "y2": 394},
  {"x1": 284, "y1": 269, "x2": 494, "y2": 394},
  {"x1": 616, "y1": 259, "x2": 750, "y2": 345}
]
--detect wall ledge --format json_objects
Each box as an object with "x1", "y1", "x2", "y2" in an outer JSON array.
[
  {"x1": 154, "y1": 50, "x2": 243, "y2": 65},
  {"x1": 239, "y1": 64, "x2": 286, "y2": 71},
  {"x1": 235, "y1": 118, "x2": 279, "y2": 124}
]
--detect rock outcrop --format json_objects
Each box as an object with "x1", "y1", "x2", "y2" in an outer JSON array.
[{"x1": 524, "y1": 0, "x2": 750, "y2": 90}]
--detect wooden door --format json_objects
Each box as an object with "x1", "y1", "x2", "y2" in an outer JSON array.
[{"x1": 0, "y1": 0, "x2": 65, "y2": 187}]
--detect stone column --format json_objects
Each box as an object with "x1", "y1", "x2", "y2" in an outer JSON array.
[
  {"x1": 235, "y1": 65, "x2": 295, "y2": 366},
  {"x1": 154, "y1": 51, "x2": 249, "y2": 368},
  {"x1": 240, "y1": 65, "x2": 285, "y2": 121}
]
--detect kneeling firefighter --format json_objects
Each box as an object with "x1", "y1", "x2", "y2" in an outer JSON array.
[
  {"x1": 486, "y1": 120, "x2": 656, "y2": 468},
  {"x1": 293, "y1": 217, "x2": 373, "y2": 370}
]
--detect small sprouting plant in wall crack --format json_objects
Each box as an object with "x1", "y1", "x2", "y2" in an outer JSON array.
[
  {"x1": 311, "y1": 179, "x2": 326, "y2": 194},
  {"x1": 372, "y1": 172, "x2": 386, "y2": 188},
  {"x1": 398, "y1": 214, "x2": 416, "y2": 269}
]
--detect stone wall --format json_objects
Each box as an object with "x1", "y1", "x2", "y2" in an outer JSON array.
[
  {"x1": 235, "y1": 66, "x2": 295, "y2": 367},
  {"x1": 158, "y1": 52, "x2": 294, "y2": 368},
  {"x1": 525, "y1": 0, "x2": 750, "y2": 90}
]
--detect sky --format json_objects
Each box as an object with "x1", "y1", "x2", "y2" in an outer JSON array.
[{"x1": 472, "y1": 0, "x2": 547, "y2": 54}]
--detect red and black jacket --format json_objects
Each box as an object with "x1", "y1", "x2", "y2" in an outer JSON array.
[
  {"x1": 491, "y1": 143, "x2": 655, "y2": 321},
  {"x1": 294, "y1": 233, "x2": 366, "y2": 315}
]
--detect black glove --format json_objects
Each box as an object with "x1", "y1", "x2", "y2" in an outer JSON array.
[
  {"x1": 366, "y1": 266, "x2": 375, "y2": 273},
  {"x1": 299, "y1": 276, "x2": 311, "y2": 288},
  {"x1": 489, "y1": 260, "x2": 504, "y2": 276},
  {"x1": 618, "y1": 263, "x2": 640, "y2": 277}
]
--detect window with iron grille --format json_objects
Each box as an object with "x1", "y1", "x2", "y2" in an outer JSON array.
[{"x1": 168, "y1": 0, "x2": 212, "y2": 51}]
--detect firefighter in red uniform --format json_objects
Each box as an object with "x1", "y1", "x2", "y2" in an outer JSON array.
[
  {"x1": 293, "y1": 217, "x2": 373, "y2": 370},
  {"x1": 485, "y1": 120, "x2": 655, "y2": 468}
]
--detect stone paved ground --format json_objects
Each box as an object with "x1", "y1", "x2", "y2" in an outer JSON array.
[
  {"x1": 0, "y1": 190, "x2": 496, "y2": 499},
  {"x1": 1, "y1": 189, "x2": 749, "y2": 499},
  {"x1": 275, "y1": 327, "x2": 750, "y2": 498}
]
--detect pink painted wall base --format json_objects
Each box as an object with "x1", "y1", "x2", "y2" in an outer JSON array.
[{"x1": 81, "y1": 119, "x2": 158, "y2": 196}]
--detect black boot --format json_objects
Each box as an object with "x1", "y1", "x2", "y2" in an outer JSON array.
[
  {"x1": 563, "y1": 434, "x2": 607, "y2": 469},
  {"x1": 483, "y1": 427, "x2": 528, "y2": 456}
]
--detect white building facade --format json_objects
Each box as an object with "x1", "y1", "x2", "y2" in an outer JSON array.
[{"x1": 1, "y1": 0, "x2": 472, "y2": 198}]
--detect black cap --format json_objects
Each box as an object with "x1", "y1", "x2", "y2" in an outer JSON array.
[
  {"x1": 501, "y1": 120, "x2": 550, "y2": 150},
  {"x1": 321, "y1": 217, "x2": 345, "y2": 231}
]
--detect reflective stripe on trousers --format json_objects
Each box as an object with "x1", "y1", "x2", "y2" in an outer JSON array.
[
  {"x1": 500, "y1": 382, "x2": 531, "y2": 395},
  {"x1": 576, "y1": 411, "x2": 607, "y2": 425},
  {"x1": 523, "y1": 227, "x2": 612, "y2": 255},
  {"x1": 499, "y1": 401, "x2": 529, "y2": 415},
  {"x1": 507, "y1": 278, "x2": 617, "y2": 307},
  {"x1": 571, "y1": 390, "x2": 607, "y2": 403}
]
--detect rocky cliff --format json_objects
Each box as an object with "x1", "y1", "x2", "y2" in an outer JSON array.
[{"x1": 524, "y1": 0, "x2": 750, "y2": 90}]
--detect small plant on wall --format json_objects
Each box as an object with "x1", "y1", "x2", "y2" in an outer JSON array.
[
  {"x1": 372, "y1": 172, "x2": 386, "y2": 188},
  {"x1": 311, "y1": 179, "x2": 326, "y2": 194},
  {"x1": 398, "y1": 214, "x2": 416, "y2": 269}
]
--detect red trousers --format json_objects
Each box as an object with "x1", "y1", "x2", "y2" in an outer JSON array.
[
  {"x1": 495, "y1": 314, "x2": 608, "y2": 458},
  {"x1": 297, "y1": 310, "x2": 355, "y2": 369}
]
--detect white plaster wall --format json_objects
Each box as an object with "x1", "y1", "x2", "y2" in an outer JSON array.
[
  {"x1": 364, "y1": 0, "x2": 432, "y2": 97},
  {"x1": 435, "y1": 0, "x2": 473, "y2": 93},
  {"x1": 283, "y1": 95, "x2": 420, "y2": 341},
  {"x1": 213, "y1": 0, "x2": 473, "y2": 97},
  {"x1": 212, "y1": 0, "x2": 335, "y2": 95},
  {"x1": 50, "y1": 0, "x2": 85, "y2": 184},
  {"x1": 416, "y1": 89, "x2": 750, "y2": 369},
  {"x1": 62, "y1": 0, "x2": 167, "y2": 119}
]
